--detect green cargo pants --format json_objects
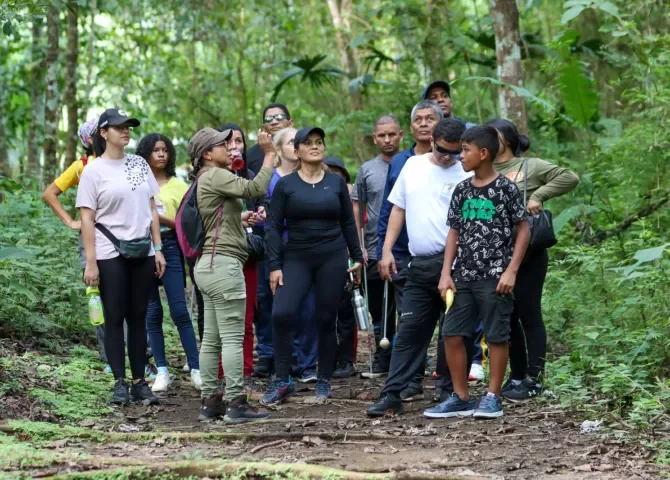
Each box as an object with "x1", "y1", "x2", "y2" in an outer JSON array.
[{"x1": 194, "y1": 254, "x2": 246, "y2": 400}]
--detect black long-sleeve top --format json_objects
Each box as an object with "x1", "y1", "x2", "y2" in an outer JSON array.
[{"x1": 266, "y1": 171, "x2": 364, "y2": 271}]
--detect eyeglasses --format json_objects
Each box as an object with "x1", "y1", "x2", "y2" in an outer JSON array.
[
  {"x1": 434, "y1": 143, "x2": 461, "y2": 157},
  {"x1": 263, "y1": 113, "x2": 289, "y2": 124}
]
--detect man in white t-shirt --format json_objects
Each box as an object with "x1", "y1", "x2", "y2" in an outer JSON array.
[{"x1": 368, "y1": 118, "x2": 474, "y2": 417}]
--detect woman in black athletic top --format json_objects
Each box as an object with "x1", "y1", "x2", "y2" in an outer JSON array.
[{"x1": 261, "y1": 127, "x2": 363, "y2": 406}]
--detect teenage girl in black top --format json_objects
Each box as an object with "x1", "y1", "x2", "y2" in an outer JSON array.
[{"x1": 261, "y1": 127, "x2": 363, "y2": 406}]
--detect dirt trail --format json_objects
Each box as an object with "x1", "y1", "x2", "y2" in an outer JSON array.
[{"x1": 0, "y1": 335, "x2": 666, "y2": 479}]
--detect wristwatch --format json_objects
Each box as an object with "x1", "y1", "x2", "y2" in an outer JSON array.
[{"x1": 154, "y1": 245, "x2": 163, "y2": 252}]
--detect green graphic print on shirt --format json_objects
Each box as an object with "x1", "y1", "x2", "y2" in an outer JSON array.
[{"x1": 447, "y1": 175, "x2": 527, "y2": 281}]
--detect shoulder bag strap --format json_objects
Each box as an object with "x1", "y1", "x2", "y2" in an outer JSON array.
[
  {"x1": 95, "y1": 223, "x2": 121, "y2": 249},
  {"x1": 512, "y1": 159, "x2": 529, "y2": 208}
]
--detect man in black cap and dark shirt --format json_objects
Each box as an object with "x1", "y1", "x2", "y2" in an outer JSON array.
[
  {"x1": 246, "y1": 103, "x2": 294, "y2": 175},
  {"x1": 423, "y1": 80, "x2": 476, "y2": 128}
]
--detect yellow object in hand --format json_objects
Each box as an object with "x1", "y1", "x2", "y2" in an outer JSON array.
[{"x1": 445, "y1": 288, "x2": 454, "y2": 314}]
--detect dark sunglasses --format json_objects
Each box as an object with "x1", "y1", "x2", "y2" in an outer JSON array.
[
  {"x1": 434, "y1": 143, "x2": 461, "y2": 157},
  {"x1": 263, "y1": 113, "x2": 289, "y2": 124}
]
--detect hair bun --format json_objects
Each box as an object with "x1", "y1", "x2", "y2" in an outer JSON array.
[{"x1": 518, "y1": 135, "x2": 531, "y2": 154}]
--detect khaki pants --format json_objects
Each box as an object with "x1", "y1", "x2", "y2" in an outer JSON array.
[{"x1": 194, "y1": 254, "x2": 246, "y2": 400}]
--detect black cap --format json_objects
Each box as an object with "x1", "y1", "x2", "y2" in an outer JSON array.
[
  {"x1": 324, "y1": 155, "x2": 350, "y2": 183},
  {"x1": 293, "y1": 127, "x2": 325, "y2": 148},
  {"x1": 422, "y1": 80, "x2": 451, "y2": 100},
  {"x1": 97, "y1": 108, "x2": 140, "y2": 130}
]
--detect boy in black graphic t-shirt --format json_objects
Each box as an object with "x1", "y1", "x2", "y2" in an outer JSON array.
[{"x1": 424, "y1": 125, "x2": 529, "y2": 420}]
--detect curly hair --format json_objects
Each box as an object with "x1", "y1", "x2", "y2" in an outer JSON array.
[{"x1": 135, "y1": 133, "x2": 177, "y2": 178}]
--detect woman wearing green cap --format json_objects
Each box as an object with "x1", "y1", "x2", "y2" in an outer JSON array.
[{"x1": 188, "y1": 126, "x2": 275, "y2": 424}]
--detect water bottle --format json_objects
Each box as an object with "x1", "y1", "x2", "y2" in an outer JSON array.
[
  {"x1": 86, "y1": 287, "x2": 104, "y2": 326},
  {"x1": 352, "y1": 288, "x2": 369, "y2": 331}
]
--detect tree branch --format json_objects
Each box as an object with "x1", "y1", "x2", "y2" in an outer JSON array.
[{"x1": 585, "y1": 189, "x2": 670, "y2": 245}]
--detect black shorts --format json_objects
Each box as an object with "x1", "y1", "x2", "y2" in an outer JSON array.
[{"x1": 441, "y1": 278, "x2": 513, "y2": 344}]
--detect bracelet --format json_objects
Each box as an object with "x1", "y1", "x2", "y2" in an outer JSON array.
[{"x1": 154, "y1": 245, "x2": 163, "y2": 252}]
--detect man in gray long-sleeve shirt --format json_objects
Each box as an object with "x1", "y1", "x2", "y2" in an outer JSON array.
[{"x1": 352, "y1": 115, "x2": 403, "y2": 378}]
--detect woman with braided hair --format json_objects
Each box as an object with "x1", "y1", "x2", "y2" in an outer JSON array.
[{"x1": 188, "y1": 127, "x2": 275, "y2": 423}]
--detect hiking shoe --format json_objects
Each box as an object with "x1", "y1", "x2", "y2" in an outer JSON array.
[
  {"x1": 130, "y1": 380, "x2": 160, "y2": 405},
  {"x1": 190, "y1": 369, "x2": 202, "y2": 391},
  {"x1": 360, "y1": 359, "x2": 389, "y2": 379},
  {"x1": 502, "y1": 377, "x2": 542, "y2": 402},
  {"x1": 110, "y1": 379, "x2": 130, "y2": 404},
  {"x1": 145, "y1": 363, "x2": 157, "y2": 381},
  {"x1": 104, "y1": 364, "x2": 113, "y2": 374},
  {"x1": 224, "y1": 395, "x2": 270, "y2": 424},
  {"x1": 315, "y1": 378, "x2": 333, "y2": 400},
  {"x1": 151, "y1": 368, "x2": 172, "y2": 393},
  {"x1": 367, "y1": 393, "x2": 404, "y2": 417},
  {"x1": 424, "y1": 393, "x2": 476, "y2": 418},
  {"x1": 252, "y1": 357, "x2": 274, "y2": 378},
  {"x1": 260, "y1": 377, "x2": 295, "y2": 406},
  {"x1": 468, "y1": 363, "x2": 485, "y2": 381},
  {"x1": 473, "y1": 394, "x2": 504, "y2": 419},
  {"x1": 502, "y1": 376, "x2": 516, "y2": 394},
  {"x1": 400, "y1": 384, "x2": 424, "y2": 402},
  {"x1": 332, "y1": 362, "x2": 357, "y2": 378},
  {"x1": 297, "y1": 369, "x2": 318, "y2": 383},
  {"x1": 198, "y1": 393, "x2": 226, "y2": 422}
]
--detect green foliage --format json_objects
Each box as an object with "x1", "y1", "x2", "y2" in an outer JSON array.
[
  {"x1": 0, "y1": 432, "x2": 61, "y2": 471},
  {"x1": 28, "y1": 347, "x2": 114, "y2": 420},
  {"x1": 0, "y1": 176, "x2": 89, "y2": 345}
]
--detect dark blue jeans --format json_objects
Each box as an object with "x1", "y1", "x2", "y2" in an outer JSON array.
[
  {"x1": 145, "y1": 238, "x2": 200, "y2": 370},
  {"x1": 255, "y1": 258, "x2": 318, "y2": 373}
]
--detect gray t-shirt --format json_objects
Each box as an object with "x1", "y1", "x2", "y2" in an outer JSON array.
[
  {"x1": 351, "y1": 155, "x2": 391, "y2": 260},
  {"x1": 76, "y1": 154, "x2": 159, "y2": 260}
]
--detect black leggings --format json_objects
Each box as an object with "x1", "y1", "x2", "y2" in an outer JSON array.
[
  {"x1": 98, "y1": 256, "x2": 155, "y2": 380},
  {"x1": 272, "y1": 248, "x2": 349, "y2": 381},
  {"x1": 509, "y1": 248, "x2": 549, "y2": 381},
  {"x1": 188, "y1": 262, "x2": 205, "y2": 342}
]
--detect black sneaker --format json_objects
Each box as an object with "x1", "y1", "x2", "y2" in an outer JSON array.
[
  {"x1": 332, "y1": 362, "x2": 357, "y2": 378},
  {"x1": 400, "y1": 384, "x2": 424, "y2": 402},
  {"x1": 252, "y1": 358, "x2": 274, "y2": 378},
  {"x1": 224, "y1": 396, "x2": 270, "y2": 424},
  {"x1": 110, "y1": 379, "x2": 130, "y2": 405},
  {"x1": 360, "y1": 359, "x2": 389, "y2": 379},
  {"x1": 290, "y1": 363, "x2": 301, "y2": 378},
  {"x1": 502, "y1": 377, "x2": 515, "y2": 394},
  {"x1": 130, "y1": 380, "x2": 160, "y2": 405},
  {"x1": 198, "y1": 393, "x2": 226, "y2": 422},
  {"x1": 502, "y1": 377, "x2": 542, "y2": 402},
  {"x1": 367, "y1": 392, "x2": 404, "y2": 417}
]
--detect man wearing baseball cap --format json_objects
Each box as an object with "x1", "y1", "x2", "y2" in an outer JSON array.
[{"x1": 423, "y1": 80, "x2": 476, "y2": 128}]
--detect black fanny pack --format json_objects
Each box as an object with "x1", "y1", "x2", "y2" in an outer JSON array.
[{"x1": 95, "y1": 224, "x2": 152, "y2": 259}]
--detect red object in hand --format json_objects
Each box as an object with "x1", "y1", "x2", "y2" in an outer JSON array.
[{"x1": 231, "y1": 158, "x2": 245, "y2": 172}]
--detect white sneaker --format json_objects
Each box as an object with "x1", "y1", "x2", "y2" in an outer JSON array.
[
  {"x1": 182, "y1": 362, "x2": 190, "y2": 372},
  {"x1": 469, "y1": 363, "x2": 485, "y2": 381},
  {"x1": 152, "y1": 371, "x2": 172, "y2": 392},
  {"x1": 190, "y1": 369, "x2": 202, "y2": 390}
]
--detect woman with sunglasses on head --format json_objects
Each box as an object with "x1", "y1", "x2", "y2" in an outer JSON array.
[
  {"x1": 136, "y1": 133, "x2": 202, "y2": 393},
  {"x1": 189, "y1": 127, "x2": 275, "y2": 423},
  {"x1": 261, "y1": 127, "x2": 363, "y2": 406},
  {"x1": 487, "y1": 119, "x2": 579, "y2": 401},
  {"x1": 76, "y1": 109, "x2": 166, "y2": 405}
]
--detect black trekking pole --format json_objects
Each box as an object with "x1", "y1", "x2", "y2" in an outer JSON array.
[{"x1": 356, "y1": 182, "x2": 373, "y2": 376}]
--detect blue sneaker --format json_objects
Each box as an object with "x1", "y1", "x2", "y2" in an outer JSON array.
[
  {"x1": 315, "y1": 378, "x2": 333, "y2": 400},
  {"x1": 473, "y1": 394, "x2": 504, "y2": 419},
  {"x1": 424, "y1": 393, "x2": 476, "y2": 418},
  {"x1": 297, "y1": 369, "x2": 318, "y2": 384},
  {"x1": 260, "y1": 376, "x2": 295, "y2": 406}
]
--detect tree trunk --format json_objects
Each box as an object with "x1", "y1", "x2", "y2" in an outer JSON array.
[
  {"x1": 82, "y1": 0, "x2": 96, "y2": 115},
  {"x1": 326, "y1": 0, "x2": 362, "y2": 111},
  {"x1": 27, "y1": 17, "x2": 45, "y2": 179},
  {"x1": 64, "y1": 3, "x2": 79, "y2": 166},
  {"x1": 43, "y1": 5, "x2": 61, "y2": 184},
  {"x1": 489, "y1": 0, "x2": 528, "y2": 134},
  {"x1": 0, "y1": 78, "x2": 10, "y2": 177}
]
